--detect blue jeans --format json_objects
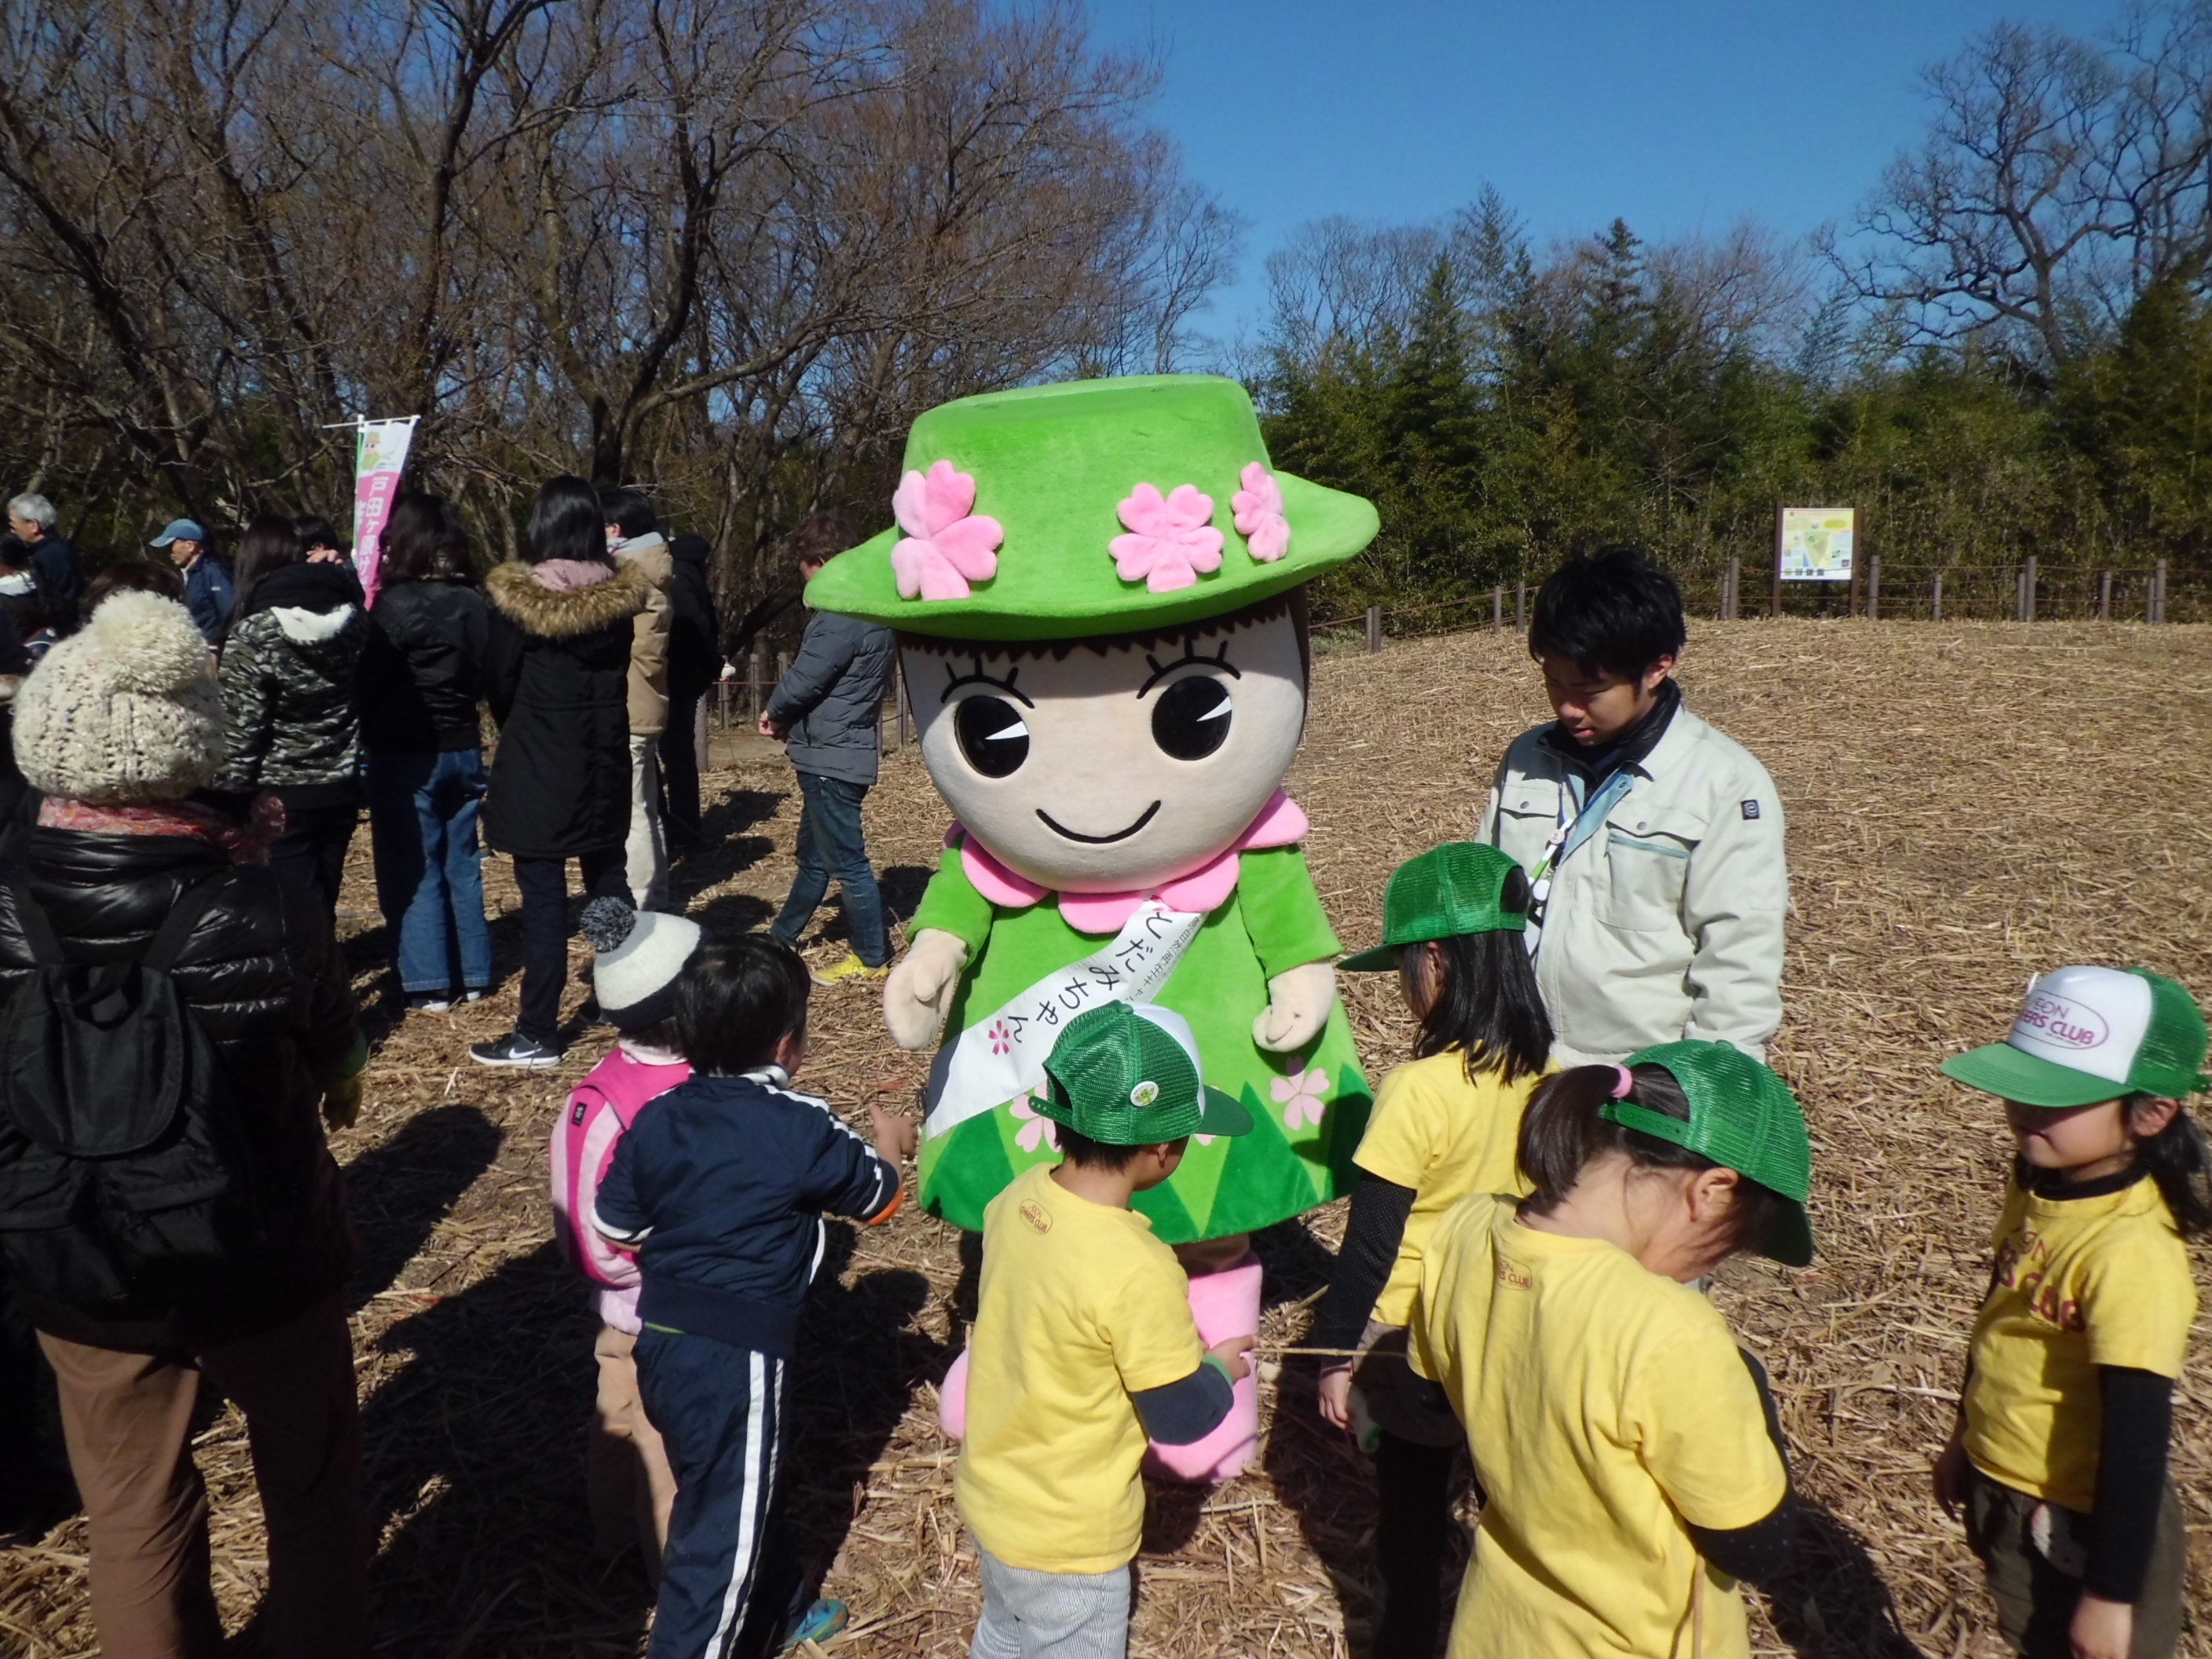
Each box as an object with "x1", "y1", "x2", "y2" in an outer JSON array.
[
  {"x1": 770, "y1": 771, "x2": 888, "y2": 967},
  {"x1": 368, "y1": 749, "x2": 493, "y2": 996}
]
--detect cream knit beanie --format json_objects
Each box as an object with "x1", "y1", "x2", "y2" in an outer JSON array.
[{"x1": 13, "y1": 591, "x2": 226, "y2": 805}]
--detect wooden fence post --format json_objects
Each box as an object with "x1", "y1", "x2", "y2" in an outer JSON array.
[
  {"x1": 2023, "y1": 555, "x2": 2038, "y2": 621},
  {"x1": 2014, "y1": 566, "x2": 2027, "y2": 622},
  {"x1": 1770, "y1": 560, "x2": 1782, "y2": 619},
  {"x1": 693, "y1": 691, "x2": 709, "y2": 771},
  {"x1": 2154, "y1": 558, "x2": 2169, "y2": 622},
  {"x1": 1848, "y1": 558, "x2": 1862, "y2": 618},
  {"x1": 1867, "y1": 555, "x2": 1881, "y2": 622},
  {"x1": 747, "y1": 650, "x2": 764, "y2": 725},
  {"x1": 1932, "y1": 572, "x2": 1943, "y2": 621},
  {"x1": 1725, "y1": 557, "x2": 1741, "y2": 621},
  {"x1": 1490, "y1": 585, "x2": 1502, "y2": 633},
  {"x1": 1364, "y1": 606, "x2": 1382, "y2": 654},
  {"x1": 2098, "y1": 569, "x2": 2112, "y2": 621},
  {"x1": 1515, "y1": 580, "x2": 1526, "y2": 632}
]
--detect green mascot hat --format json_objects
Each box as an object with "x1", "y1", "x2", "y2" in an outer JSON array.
[{"x1": 804, "y1": 374, "x2": 1379, "y2": 642}]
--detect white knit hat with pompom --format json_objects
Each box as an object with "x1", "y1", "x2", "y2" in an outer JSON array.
[{"x1": 13, "y1": 591, "x2": 226, "y2": 805}]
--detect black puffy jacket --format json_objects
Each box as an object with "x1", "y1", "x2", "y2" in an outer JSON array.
[
  {"x1": 358, "y1": 577, "x2": 492, "y2": 755},
  {"x1": 666, "y1": 534, "x2": 721, "y2": 702},
  {"x1": 0, "y1": 825, "x2": 361, "y2": 1350},
  {"x1": 218, "y1": 560, "x2": 367, "y2": 808},
  {"x1": 481, "y1": 559, "x2": 647, "y2": 859}
]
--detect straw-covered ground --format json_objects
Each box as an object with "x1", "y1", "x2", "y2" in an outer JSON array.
[{"x1": 3, "y1": 618, "x2": 2209, "y2": 1657}]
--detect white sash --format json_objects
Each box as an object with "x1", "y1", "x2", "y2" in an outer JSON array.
[{"x1": 925, "y1": 899, "x2": 1207, "y2": 1141}]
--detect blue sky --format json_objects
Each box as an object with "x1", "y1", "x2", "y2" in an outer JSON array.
[{"x1": 1079, "y1": 0, "x2": 2123, "y2": 342}]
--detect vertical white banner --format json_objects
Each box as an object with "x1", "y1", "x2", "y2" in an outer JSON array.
[{"x1": 350, "y1": 417, "x2": 419, "y2": 605}]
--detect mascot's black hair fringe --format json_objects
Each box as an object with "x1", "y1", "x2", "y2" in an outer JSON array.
[{"x1": 898, "y1": 586, "x2": 1308, "y2": 677}]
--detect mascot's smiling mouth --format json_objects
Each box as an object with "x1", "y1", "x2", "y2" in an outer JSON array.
[{"x1": 1036, "y1": 802, "x2": 1162, "y2": 844}]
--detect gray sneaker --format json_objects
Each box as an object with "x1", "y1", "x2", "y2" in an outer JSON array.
[{"x1": 468, "y1": 1032, "x2": 562, "y2": 1069}]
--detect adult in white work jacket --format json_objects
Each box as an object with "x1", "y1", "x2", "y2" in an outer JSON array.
[{"x1": 1479, "y1": 548, "x2": 1785, "y2": 1067}]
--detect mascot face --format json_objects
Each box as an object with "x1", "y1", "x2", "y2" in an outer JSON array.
[{"x1": 905, "y1": 606, "x2": 1306, "y2": 895}]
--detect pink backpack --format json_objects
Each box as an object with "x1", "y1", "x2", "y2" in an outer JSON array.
[{"x1": 548, "y1": 1046, "x2": 691, "y2": 1291}]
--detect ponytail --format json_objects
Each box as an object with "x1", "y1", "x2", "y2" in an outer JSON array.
[
  {"x1": 1518, "y1": 1061, "x2": 1789, "y2": 1254},
  {"x1": 1412, "y1": 867, "x2": 1554, "y2": 1086},
  {"x1": 2136, "y1": 1097, "x2": 2212, "y2": 1238}
]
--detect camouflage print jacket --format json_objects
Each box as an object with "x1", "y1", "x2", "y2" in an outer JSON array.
[{"x1": 218, "y1": 560, "x2": 368, "y2": 806}]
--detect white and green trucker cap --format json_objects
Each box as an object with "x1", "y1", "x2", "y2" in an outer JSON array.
[{"x1": 1941, "y1": 966, "x2": 2210, "y2": 1108}]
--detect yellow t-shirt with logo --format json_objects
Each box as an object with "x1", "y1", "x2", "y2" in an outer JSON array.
[
  {"x1": 1413, "y1": 1196, "x2": 1787, "y2": 1659},
  {"x1": 1353, "y1": 1049, "x2": 1538, "y2": 1326},
  {"x1": 1963, "y1": 1173, "x2": 2196, "y2": 1512},
  {"x1": 955, "y1": 1163, "x2": 1207, "y2": 1574}
]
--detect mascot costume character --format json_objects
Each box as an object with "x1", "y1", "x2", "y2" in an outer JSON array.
[{"x1": 807, "y1": 375, "x2": 1378, "y2": 1481}]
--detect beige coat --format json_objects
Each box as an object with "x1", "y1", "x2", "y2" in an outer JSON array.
[
  {"x1": 1478, "y1": 705, "x2": 1787, "y2": 1066},
  {"x1": 616, "y1": 533, "x2": 672, "y2": 736}
]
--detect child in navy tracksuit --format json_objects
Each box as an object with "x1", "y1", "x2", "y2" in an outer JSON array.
[{"x1": 595, "y1": 935, "x2": 917, "y2": 1659}]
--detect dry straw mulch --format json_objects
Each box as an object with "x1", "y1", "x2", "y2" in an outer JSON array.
[{"x1": 3, "y1": 619, "x2": 2208, "y2": 1658}]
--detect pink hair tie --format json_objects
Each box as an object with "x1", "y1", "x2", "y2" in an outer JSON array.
[{"x1": 1609, "y1": 1064, "x2": 1635, "y2": 1100}]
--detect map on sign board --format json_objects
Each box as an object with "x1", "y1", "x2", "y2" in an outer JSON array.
[{"x1": 1778, "y1": 507, "x2": 1855, "y2": 581}]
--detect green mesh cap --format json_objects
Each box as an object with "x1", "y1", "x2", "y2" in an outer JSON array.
[
  {"x1": 1940, "y1": 966, "x2": 2210, "y2": 1109},
  {"x1": 1033, "y1": 1002, "x2": 1254, "y2": 1146},
  {"x1": 1340, "y1": 842, "x2": 1529, "y2": 971},
  {"x1": 1602, "y1": 1040, "x2": 1817, "y2": 1266}
]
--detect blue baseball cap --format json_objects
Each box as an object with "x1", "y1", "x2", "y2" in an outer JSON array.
[{"x1": 148, "y1": 519, "x2": 207, "y2": 548}]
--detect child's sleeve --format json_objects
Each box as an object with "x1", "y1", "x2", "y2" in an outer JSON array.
[
  {"x1": 1635, "y1": 1320, "x2": 1789, "y2": 1534},
  {"x1": 592, "y1": 1122, "x2": 653, "y2": 1246},
  {"x1": 1107, "y1": 1258, "x2": 1207, "y2": 1397},
  {"x1": 1309, "y1": 1174, "x2": 1416, "y2": 1353},
  {"x1": 2080, "y1": 1226, "x2": 2196, "y2": 1377},
  {"x1": 804, "y1": 1105, "x2": 902, "y2": 1225}
]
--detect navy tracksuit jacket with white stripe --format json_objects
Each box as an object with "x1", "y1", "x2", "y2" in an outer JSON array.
[{"x1": 596, "y1": 1066, "x2": 899, "y2": 1659}]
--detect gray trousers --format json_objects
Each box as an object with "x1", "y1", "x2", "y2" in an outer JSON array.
[
  {"x1": 970, "y1": 1544, "x2": 1131, "y2": 1659},
  {"x1": 1965, "y1": 1467, "x2": 2185, "y2": 1659}
]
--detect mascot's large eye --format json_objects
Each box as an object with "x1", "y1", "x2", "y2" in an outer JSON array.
[
  {"x1": 1152, "y1": 676, "x2": 1232, "y2": 761},
  {"x1": 955, "y1": 695, "x2": 1030, "y2": 777}
]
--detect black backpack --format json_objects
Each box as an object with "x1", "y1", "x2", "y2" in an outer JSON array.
[{"x1": 0, "y1": 872, "x2": 268, "y2": 1309}]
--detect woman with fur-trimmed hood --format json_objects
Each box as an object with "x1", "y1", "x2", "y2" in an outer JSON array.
[{"x1": 471, "y1": 474, "x2": 650, "y2": 1068}]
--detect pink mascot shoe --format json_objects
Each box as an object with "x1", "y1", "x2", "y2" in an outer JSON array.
[
  {"x1": 1144, "y1": 1254, "x2": 1262, "y2": 1482},
  {"x1": 937, "y1": 1255, "x2": 1264, "y2": 1483}
]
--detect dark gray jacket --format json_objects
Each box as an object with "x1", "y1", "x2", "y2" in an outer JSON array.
[{"x1": 765, "y1": 609, "x2": 894, "y2": 786}]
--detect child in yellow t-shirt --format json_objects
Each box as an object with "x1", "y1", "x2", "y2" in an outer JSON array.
[
  {"x1": 1933, "y1": 966, "x2": 2210, "y2": 1659},
  {"x1": 956, "y1": 1001, "x2": 1255, "y2": 1659},
  {"x1": 1312, "y1": 841, "x2": 1551, "y2": 1655},
  {"x1": 1413, "y1": 1041, "x2": 1815, "y2": 1659}
]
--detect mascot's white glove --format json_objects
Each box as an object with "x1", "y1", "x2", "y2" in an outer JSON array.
[
  {"x1": 1253, "y1": 961, "x2": 1336, "y2": 1053},
  {"x1": 884, "y1": 928, "x2": 970, "y2": 1051}
]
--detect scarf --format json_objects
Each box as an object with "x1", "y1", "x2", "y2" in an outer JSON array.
[
  {"x1": 38, "y1": 793, "x2": 283, "y2": 866},
  {"x1": 1540, "y1": 676, "x2": 1682, "y2": 787}
]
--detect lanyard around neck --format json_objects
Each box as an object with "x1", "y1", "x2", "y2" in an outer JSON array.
[{"x1": 1525, "y1": 767, "x2": 1640, "y2": 943}]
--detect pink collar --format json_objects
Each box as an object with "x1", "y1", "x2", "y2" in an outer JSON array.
[{"x1": 950, "y1": 789, "x2": 1309, "y2": 935}]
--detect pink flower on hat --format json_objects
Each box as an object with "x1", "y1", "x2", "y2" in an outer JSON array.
[
  {"x1": 1110, "y1": 483, "x2": 1225, "y2": 593},
  {"x1": 891, "y1": 460, "x2": 1003, "y2": 602},
  {"x1": 1231, "y1": 463, "x2": 1291, "y2": 562},
  {"x1": 1011, "y1": 1091, "x2": 1060, "y2": 1154},
  {"x1": 1271, "y1": 1068, "x2": 1330, "y2": 1133}
]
